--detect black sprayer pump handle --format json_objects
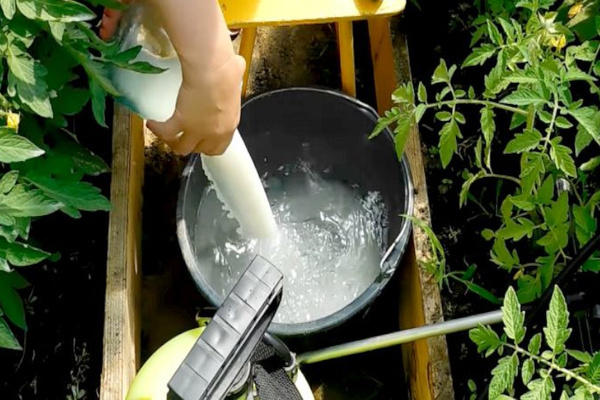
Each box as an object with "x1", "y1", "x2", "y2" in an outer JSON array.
[{"x1": 167, "y1": 255, "x2": 284, "y2": 400}]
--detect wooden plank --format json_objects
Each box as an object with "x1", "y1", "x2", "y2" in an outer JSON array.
[
  {"x1": 221, "y1": 0, "x2": 406, "y2": 28},
  {"x1": 336, "y1": 21, "x2": 357, "y2": 97},
  {"x1": 369, "y1": 18, "x2": 455, "y2": 399},
  {"x1": 100, "y1": 104, "x2": 145, "y2": 400},
  {"x1": 240, "y1": 27, "x2": 258, "y2": 97}
]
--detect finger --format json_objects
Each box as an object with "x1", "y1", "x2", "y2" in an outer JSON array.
[
  {"x1": 197, "y1": 134, "x2": 233, "y2": 156},
  {"x1": 99, "y1": 9, "x2": 122, "y2": 40},
  {"x1": 146, "y1": 114, "x2": 184, "y2": 143}
]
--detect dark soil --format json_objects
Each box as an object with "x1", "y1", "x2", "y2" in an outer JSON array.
[{"x1": 0, "y1": 105, "x2": 113, "y2": 400}]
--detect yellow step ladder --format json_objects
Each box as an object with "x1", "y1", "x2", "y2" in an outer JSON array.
[{"x1": 221, "y1": 0, "x2": 406, "y2": 112}]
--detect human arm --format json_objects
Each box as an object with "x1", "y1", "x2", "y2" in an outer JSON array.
[{"x1": 100, "y1": 0, "x2": 245, "y2": 156}]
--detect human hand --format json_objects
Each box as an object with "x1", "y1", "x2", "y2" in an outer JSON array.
[
  {"x1": 99, "y1": 0, "x2": 245, "y2": 156},
  {"x1": 99, "y1": 4, "x2": 124, "y2": 41},
  {"x1": 147, "y1": 54, "x2": 246, "y2": 156}
]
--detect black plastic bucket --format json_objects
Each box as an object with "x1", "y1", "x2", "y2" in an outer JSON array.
[{"x1": 176, "y1": 88, "x2": 413, "y2": 337}]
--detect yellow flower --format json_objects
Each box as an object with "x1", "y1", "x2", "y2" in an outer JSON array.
[
  {"x1": 6, "y1": 112, "x2": 20, "y2": 131},
  {"x1": 568, "y1": 2, "x2": 583, "y2": 19},
  {"x1": 550, "y1": 34, "x2": 567, "y2": 51}
]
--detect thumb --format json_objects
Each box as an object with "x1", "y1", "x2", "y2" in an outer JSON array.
[{"x1": 146, "y1": 113, "x2": 183, "y2": 143}]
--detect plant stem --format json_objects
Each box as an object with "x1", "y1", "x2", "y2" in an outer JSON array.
[
  {"x1": 542, "y1": 96, "x2": 559, "y2": 153},
  {"x1": 505, "y1": 343, "x2": 600, "y2": 393},
  {"x1": 426, "y1": 99, "x2": 529, "y2": 116},
  {"x1": 482, "y1": 173, "x2": 521, "y2": 185}
]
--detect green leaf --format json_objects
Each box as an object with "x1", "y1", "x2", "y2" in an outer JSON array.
[
  {"x1": 480, "y1": 107, "x2": 495, "y2": 146},
  {"x1": 371, "y1": 109, "x2": 398, "y2": 139},
  {"x1": 439, "y1": 120, "x2": 460, "y2": 168},
  {"x1": 392, "y1": 83, "x2": 414, "y2": 104},
  {"x1": 435, "y1": 111, "x2": 452, "y2": 122},
  {"x1": 89, "y1": 79, "x2": 107, "y2": 128},
  {"x1": 588, "y1": 352, "x2": 600, "y2": 384},
  {"x1": 520, "y1": 152, "x2": 546, "y2": 194},
  {"x1": 469, "y1": 324, "x2": 502, "y2": 357},
  {"x1": 0, "y1": 258, "x2": 10, "y2": 272},
  {"x1": 0, "y1": 184, "x2": 61, "y2": 217},
  {"x1": 573, "y1": 204, "x2": 597, "y2": 246},
  {"x1": 528, "y1": 333, "x2": 542, "y2": 355},
  {"x1": 8, "y1": 69, "x2": 53, "y2": 118},
  {"x1": 487, "y1": 20, "x2": 504, "y2": 45},
  {"x1": 504, "y1": 71, "x2": 538, "y2": 84},
  {"x1": 53, "y1": 134, "x2": 110, "y2": 176},
  {"x1": 538, "y1": 192, "x2": 570, "y2": 253},
  {"x1": 0, "y1": 278, "x2": 26, "y2": 329},
  {"x1": 482, "y1": 229, "x2": 495, "y2": 241},
  {"x1": 107, "y1": 59, "x2": 166, "y2": 75},
  {"x1": 536, "y1": 176, "x2": 554, "y2": 205},
  {"x1": 461, "y1": 279, "x2": 501, "y2": 304},
  {"x1": 501, "y1": 286, "x2": 526, "y2": 344},
  {"x1": 543, "y1": 286, "x2": 571, "y2": 354},
  {"x1": 554, "y1": 117, "x2": 573, "y2": 129},
  {"x1": 394, "y1": 114, "x2": 412, "y2": 161},
  {"x1": 510, "y1": 112, "x2": 527, "y2": 130},
  {"x1": 432, "y1": 59, "x2": 450, "y2": 84},
  {"x1": 498, "y1": 218, "x2": 535, "y2": 241},
  {"x1": 480, "y1": 107, "x2": 495, "y2": 168},
  {"x1": 498, "y1": 17, "x2": 515, "y2": 41},
  {"x1": 517, "y1": 275, "x2": 541, "y2": 303},
  {"x1": 460, "y1": 171, "x2": 484, "y2": 207},
  {"x1": 501, "y1": 89, "x2": 546, "y2": 106},
  {"x1": 0, "y1": 316, "x2": 21, "y2": 350},
  {"x1": 0, "y1": 171, "x2": 19, "y2": 194},
  {"x1": 581, "y1": 156, "x2": 600, "y2": 172},
  {"x1": 583, "y1": 256, "x2": 600, "y2": 272},
  {"x1": 6, "y1": 50, "x2": 35, "y2": 84},
  {"x1": 48, "y1": 21, "x2": 65, "y2": 42},
  {"x1": 0, "y1": 238, "x2": 50, "y2": 267},
  {"x1": 25, "y1": 174, "x2": 111, "y2": 212},
  {"x1": 522, "y1": 358, "x2": 534, "y2": 386},
  {"x1": 566, "y1": 349, "x2": 593, "y2": 363},
  {"x1": 521, "y1": 377, "x2": 554, "y2": 400},
  {"x1": 475, "y1": 138, "x2": 483, "y2": 169},
  {"x1": 492, "y1": 238, "x2": 518, "y2": 269},
  {"x1": 417, "y1": 82, "x2": 427, "y2": 103},
  {"x1": 0, "y1": 134, "x2": 44, "y2": 163},
  {"x1": 569, "y1": 107, "x2": 599, "y2": 142},
  {"x1": 16, "y1": 0, "x2": 95, "y2": 22},
  {"x1": 575, "y1": 126, "x2": 594, "y2": 156},
  {"x1": 54, "y1": 87, "x2": 90, "y2": 116},
  {"x1": 414, "y1": 104, "x2": 426, "y2": 123},
  {"x1": 489, "y1": 354, "x2": 518, "y2": 398},
  {"x1": 1, "y1": 0, "x2": 16, "y2": 19},
  {"x1": 70, "y1": 50, "x2": 119, "y2": 96},
  {"x1": 468, "y1": 86, "x2": 475, "y2": 99},
  {"x1": 564, "y1": 68, "x2": 597, "y2": 82},
  {"x1": 549, "y1": 138, "x2": 577, "y2": 177},
  {"x1": 504, "y1": 129, "x2": 542, "y2": 154},
  {"x1": 463, "y1": 44, "x2": 497, "y2": 67}
]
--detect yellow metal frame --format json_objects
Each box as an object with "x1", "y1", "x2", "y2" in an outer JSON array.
[{"x1": 223, "y1": 0, "x2": 406, "y2": 99}]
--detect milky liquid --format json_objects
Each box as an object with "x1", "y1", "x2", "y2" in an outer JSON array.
[{"x1": 194, "y1": 162, "x2": 389, "y2": 324}]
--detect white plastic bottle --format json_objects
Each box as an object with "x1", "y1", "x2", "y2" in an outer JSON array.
[{"x1": 110, "y1": 4, "x2": 277, "y2": 239}]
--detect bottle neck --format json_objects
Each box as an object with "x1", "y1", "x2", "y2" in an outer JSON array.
[{"x1": 118, "y1": 3, "x2": 178, "y2": 59}]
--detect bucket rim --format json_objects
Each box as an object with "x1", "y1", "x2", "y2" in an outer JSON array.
[{"x1": 176, "y1": 87, "x2": 414, "y2": 337}]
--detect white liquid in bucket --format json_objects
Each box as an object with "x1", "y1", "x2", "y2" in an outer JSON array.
[{"x1": 194, "y1": 162, "x2": 388, "y2": 324}]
